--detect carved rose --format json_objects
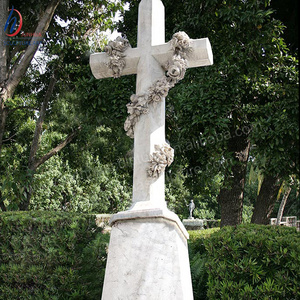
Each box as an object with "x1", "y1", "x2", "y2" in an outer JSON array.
[
  {"x1": 111, "y1": 36, "x2": 130, "y2": 51},
  {"x1": 167, "y1": 58, "x2": 186, "y2": 81},
  {"x1": 127, "y1": 94, "x2": 148, "y2": 115},
  {"x1": 171, "y1": 31, "x2": 191, "y2": 54},
  {"x1": 148, "y1": 144, "x2": 174, "y2": 178},
  {"x1": 107, "y1": 55, "x2": 126, "y2": 78},
  {"x1": 105, "y1": 36, "x2": 130, "y2": 54},
  {"x1": 124, "y1": 117, "x2": 135, "y2": 138}
]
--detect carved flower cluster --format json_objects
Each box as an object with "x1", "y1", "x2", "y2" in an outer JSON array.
[
  {"x1": 124, "y1": 94, "x2": 149, "y2": 138},
  {"x1": 104, "y1": 36, "x2": 131, "y2": 78},
  {"x1": 124, "y1": 31, "x2": 192, "y2": 138},
  {"x1": 170, "y1": 31, "x2": 192, "y2": 57},
  {"x1": 147, "y1": 144, "x2": 174, "y2": 178}
]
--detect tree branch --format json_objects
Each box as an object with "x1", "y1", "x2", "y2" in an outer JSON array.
[
  {"x1": 2, "y1": 132, "x2": 17, "y2": 143},
  {"x1": 8, "y1": 45, "x2": 23, "y2": 63},
  {"x1": 8, "y1": 50, "x2": 25, "y2": 77},
  {"x1": 9, "y1": 105, "x2": 39, "y2": 112},
  {"x1": 28, "y1": 75, "x2": 56, "y2": 168},
  {"x1": 6, "y1": 0, "x2": 61, "y2": 97},
  {"x1": 0, "y1": 0, "x2": 9, "y2": 83},
  {"x1": 0, "y1": 104, "x2": 8, "y2": 154},
  {"x1": 0, "y1": 190, "x2": 7, "y2": 212},
  {"x1": 32, "y1": 126, "x2": 81, "y2": 171}
]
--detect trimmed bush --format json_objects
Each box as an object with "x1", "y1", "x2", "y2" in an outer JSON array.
[
  {"x1": 188, "y1": 229, "x2": 220, "y2": 300},
  {"x1": 205, "y1": 224, "x2": 300, "y2": 299},
  {"x1": 0, "y1": 211, "x2": 109, "y2": 299}
]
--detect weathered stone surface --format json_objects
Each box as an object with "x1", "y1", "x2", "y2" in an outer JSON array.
[{"x1": 101, "y1": 216, "x2": 193, "y2": 300}]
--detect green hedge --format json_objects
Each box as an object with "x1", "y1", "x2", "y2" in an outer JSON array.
[
  {"x1": 205, "y1": 225, "x2": 300, "y2": 299},
  {"x1": 0, "y1": 211, "x2": 109, "y2": 299},
  {"x1": 188, "y1": 228, "x2": 220, "y2": 300}
]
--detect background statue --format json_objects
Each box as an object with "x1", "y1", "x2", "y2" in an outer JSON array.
[{"x1": 188, "y1": 200, "x2": 195, "y2": 219}]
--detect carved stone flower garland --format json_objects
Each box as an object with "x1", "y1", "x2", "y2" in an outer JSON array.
[
  {"x1": 124, "y1": 31, "x2": 192, "y2": 139},
  {"x1": 147, "y1": 143, "x2": 174, "y2": 178},
  {"x1": 105, "y1": 32, "x2": 192, "y2": 177},
  {"x1": 104, "y1": 36, "x2": 131, "y2": 78}
]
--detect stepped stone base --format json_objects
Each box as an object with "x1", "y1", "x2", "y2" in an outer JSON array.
[{"x1": 101, "y1": 208, "x2": 193, "y2": 300}]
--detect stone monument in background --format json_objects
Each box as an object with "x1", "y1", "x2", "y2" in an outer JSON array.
[{"x1": 90, "y1": 0, "x2": 213, "y2": 298}]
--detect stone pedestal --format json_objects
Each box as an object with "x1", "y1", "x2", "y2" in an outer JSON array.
[
  {"x1": 182, "y1": 218, "x2": 205, "y2": 230},
  {"x1": 101, "y1": 208, "x2": 193, "y2": 300}
]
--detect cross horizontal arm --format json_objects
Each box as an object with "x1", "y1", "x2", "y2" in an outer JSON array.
[
  {"x1": 90, "y1": 48, "x2": 141, "y2": 79},
  {"x1": 90, "y1": 37, "x2": 213, "y2": 80},
  {"x1": 152, "y1": 38, "x2": 213, "y2": 68}
]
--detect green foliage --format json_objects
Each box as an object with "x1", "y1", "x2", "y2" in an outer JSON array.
[
  {"x1": 205, "y1": 224, "x2": 300, "y2": 299},
  {"x1": 188, "y1": 229, "x2": 220, "y2": 300},
  {"x1": 242, "y1": 204, "x2": 254, "y2": 224},
  {"x1": 0, "y1": 0, "x2": 131, "y2": 212},
  {"x1": 0, "y1": 211, "x2": 109, "y2": 299},
  {"x1": 165, "y1": 169, "x2": 221, "y2": 219},
  {"x1": 30, "y1": 155, "x2": 131, "y2": 213},
  {"x1": 249, "y1": 55, "x2": 299, "y2": 179},
  {"x1": 165, "y1": 171, "x2": 191, "y2": 219}
]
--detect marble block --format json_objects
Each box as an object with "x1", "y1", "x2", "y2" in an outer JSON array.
[{"x1": 101, "y1": 210, "x2": 194, "y2": 300}]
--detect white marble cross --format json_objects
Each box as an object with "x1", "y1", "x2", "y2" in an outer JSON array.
[{"x1": 90, "y1": 0, "x2": 213, "y2": 212}]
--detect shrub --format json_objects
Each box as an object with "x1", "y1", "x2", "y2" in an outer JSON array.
[
  {"x1": 188, "y1": 229, "x2": 220, "y2": 300},
  {"x1": 205, "y1": 224, "x2": 300, "y2": 299},
  {"x1": 0, "y1": 211, "x2": 109, "y2": 299}
]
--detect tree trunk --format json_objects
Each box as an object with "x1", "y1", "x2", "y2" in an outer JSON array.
[
  {"x1": 5, "y1": 0, "x2": 61, "y2": 94},
  {"x1": 251, "y1": 175, "x2": 281, "y2": 225},
  {"x1": 218, "y1": 127, "x2": 251, "y2": 227},
  {"x1": 28, "y1": 76, "x2": 56, "y2": 168},
  {"x1": 0, "y1": 0, "x2": 61, "y2": 158},
  {"x1": 0, "y1": 0, "x2": 9, "y2": 155},
  {"x1": 276, "y1": 186, "x2": 292, "y2": 225},
  {"x1": 0, "y1": 0, "x2": 8, "y2": 82},
  {"x1": 0, "y1": 190, "x2": 7, "y2": 211}
]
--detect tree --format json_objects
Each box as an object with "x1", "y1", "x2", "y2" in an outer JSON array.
[
  {"x1": 0, "y1": 0, "x2": 125, "y2": 210},
  {"x1": 251, "y1": 174, "x2": 281, "y2": 224},
  {"x1": 0, "y1": 0, "x2": 60, "y2": 154},
  {"x1": 270, "y1": 0, "x2": 298, "y2": 55},
  {"x1": 250, "y1": 53, "x2": 299, "y2": 224}
]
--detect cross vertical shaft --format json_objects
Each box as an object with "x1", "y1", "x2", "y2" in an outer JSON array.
[{"x1": 132, "y1": 0, "x2": 166, "y2": 209}]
